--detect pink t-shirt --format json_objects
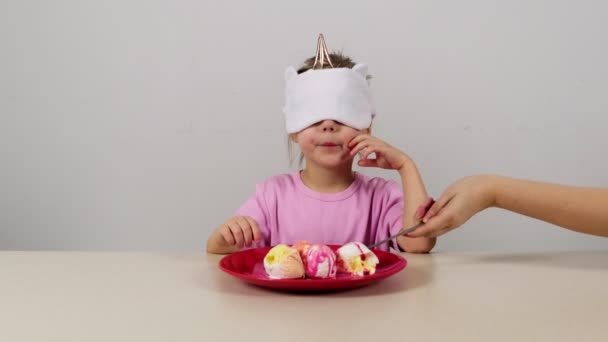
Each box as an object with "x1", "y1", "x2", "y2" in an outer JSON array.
[{"x1": 235, "y1": 171, "x2": 405, "y2": 251}]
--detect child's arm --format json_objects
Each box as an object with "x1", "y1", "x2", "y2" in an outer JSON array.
[
  {"x1": 409, "y1": 175, "x2": 608, "y2": 238},
  {"x1": 349, "y1": 134, "x2": 436, "y2": 253},
  {"x1": 208, "y1": 182, "x2": 270, "y2": 254},
  {"x1": 395, "y1": 160, "x2": 437, "y2": 252},
  {"x1": 206, "y1": 216, "x2": 262, "y2": 254}
]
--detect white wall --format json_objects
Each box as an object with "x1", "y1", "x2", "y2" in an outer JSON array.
[{"x1": 1, "y1": 0, "x2": 607, "y2": 251}]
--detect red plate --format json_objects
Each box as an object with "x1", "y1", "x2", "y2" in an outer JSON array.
[{"x1": 219, "y1": 245, "x2": 407, "y2": 292}]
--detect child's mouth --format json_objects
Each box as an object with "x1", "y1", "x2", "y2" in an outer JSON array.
[{"x1": 320, "y1": 142, "x2": 339, "y2": 147}]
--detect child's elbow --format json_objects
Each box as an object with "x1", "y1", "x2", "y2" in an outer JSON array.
[
  {"x1": 400, "y1": 237, "x2": 436, "y2": 254},
  {"x1": 206, "y1": 240, "x2": 218, "y2": 254},
  {"x1": 206, "y1": 237, "x2": 224, "y2": 254}
]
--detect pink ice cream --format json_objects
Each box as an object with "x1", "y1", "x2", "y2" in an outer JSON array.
[{"x1": 302, "y1": 244, "x2": 337, "y2": 278}]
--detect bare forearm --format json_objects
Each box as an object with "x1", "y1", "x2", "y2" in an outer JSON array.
[
  {"x1": 492, "y1": 176, "x2": 608, "y2": 237},
  {"x1": 398, "y1": 161, "x2": 436, "y2": 252},
  {"x1": 400, "y1": 161, "x2": 427, "y2": 228}
]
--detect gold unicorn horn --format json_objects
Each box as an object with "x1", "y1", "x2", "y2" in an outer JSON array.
[{"x1": 312, "y1": 33, "x2": 334, "y2": 69}]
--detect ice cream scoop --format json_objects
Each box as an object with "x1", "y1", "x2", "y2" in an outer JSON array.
[
  {"x1": 303, "y1": 244, "x2": 337, "y2": 278},
  {"x1": 293, "y1": 240, "x2": 312, "y2": 256},
  {"x1": 336, "y1": 242, "x2": 379, "y2": 276},
  {"x1": 263, "y1": 244, "x2": 305, "y2": 279}
]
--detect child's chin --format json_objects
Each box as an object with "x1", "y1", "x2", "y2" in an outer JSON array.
[{"x1": 313, "y1": 156, "x2": 352, "y2": 168}]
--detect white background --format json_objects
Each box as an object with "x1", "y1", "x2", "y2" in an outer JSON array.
[{"x1": 2, "y1": 0, "x2": 607, "y2": 251}]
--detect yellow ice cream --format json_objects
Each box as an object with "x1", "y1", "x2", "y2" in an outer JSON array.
[{"x1": 263, "y1": 244, "x2": 305, "y2": 279}]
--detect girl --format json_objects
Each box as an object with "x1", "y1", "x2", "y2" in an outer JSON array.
[{"x1": 207, "y1": 35, "x2": 436, "y2": 254}]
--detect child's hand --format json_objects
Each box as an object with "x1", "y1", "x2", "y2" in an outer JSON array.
[
  {"x1": 214, "y1": 216, "x2": 262, "y2": 249},
  {"x1": 348, "y1": 135, "x2": 412, "y2": 171}
]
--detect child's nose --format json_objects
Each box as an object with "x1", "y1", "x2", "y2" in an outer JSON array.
[{"x1": 320, "y1": 120, "x2": 337, "y2": 132}]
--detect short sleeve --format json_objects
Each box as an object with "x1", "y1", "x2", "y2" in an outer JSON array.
[{"x1": 234, "y1": 183, "x2": 271, "y2": 247}]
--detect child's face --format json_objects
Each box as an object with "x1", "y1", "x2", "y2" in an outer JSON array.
[{"x1": 292, "y1": 120, "x2": 369, "y2": 168}]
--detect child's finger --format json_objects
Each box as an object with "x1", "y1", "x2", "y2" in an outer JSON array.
[
  {"x1": 244, "y1": 217, "x2": 262, "y2": 242},
  {"x1": 348, "y1": 134, "x2": 371, "y2": 147},
  {"x1": 368, "y1": 143, "x2": 393, "y2": 158},
  {"x1": 358, "y1": 159, "x2": 379, "y2": 167},
  {"x1": 220, "y1": 226, "x2": 236, "y2": 245},
  {"x1": 235, "y1": 217, "x2": 253, "y2": 246},
  {"x1": 361, "y1": 144, "x2": 381, "y2": 160},
  {"x1": 227, "y1": 223, "x2": 245, "y2": 247},
  {"x1": 349, "y1": 141, "x2": 370, "y2": 157},
  {"x1": 349, "y1": 137, "x2": 380, "y2": 154}
]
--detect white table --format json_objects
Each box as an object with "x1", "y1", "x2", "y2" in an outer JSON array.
[{"x1": 1, "y1": 251, "x2": 607, "y2": 341}]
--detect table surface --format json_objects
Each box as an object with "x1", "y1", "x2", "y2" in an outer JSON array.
[{"x1": 2, "y1": 250, "x2": 607, "y2": 342}]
